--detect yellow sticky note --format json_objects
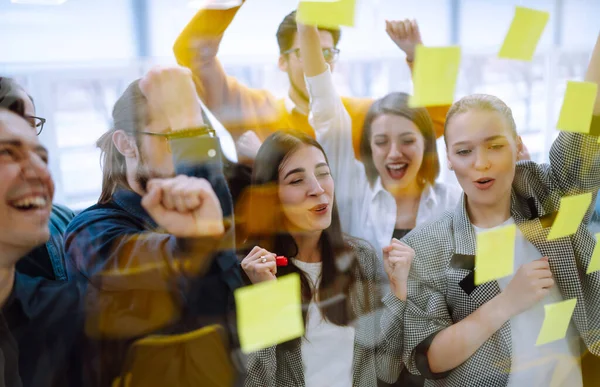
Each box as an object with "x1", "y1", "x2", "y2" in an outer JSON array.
[
  {"x1": 409, "y1": 45, "x2": 461, "y2": 108},
  {"x1": 235, "y1": 273, "x2": 304, "y2": 354},
  {"x1": 547, "y1": 193, "x2": 593, "y2": 241},
  {"x1": 536, "y1": 298, "x2": 577, "y2": 346},
  {"x1": 297, "y1": 0, "x2": 356, "y2": 29},
  {"x1": 586, "y1": 233, "x2": 600, "y2": 275},
  {"x1": 498, "y1": 7, "x2": 549, "y2": 61},
  {"x1": 475, "y1": 223, "x2": 516, "y2": 285},
  {"x1": 556, "y1": 81, "x2": 598, "y2": 134}
]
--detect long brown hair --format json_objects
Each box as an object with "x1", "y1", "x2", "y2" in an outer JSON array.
[
  {"x1": 360, "y1": 92, "x2": 440, "y2": 187},
  {"x1": 97, "y1": 80, "x2": 147, "y2": 204},
  {"x1": 243, "y1": 130, "x2": 368, "y2": 330}
]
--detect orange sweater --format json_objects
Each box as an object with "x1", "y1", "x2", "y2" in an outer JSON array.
[{"x1": 173, "y1": 3, "x2": 449, "y2": 158}]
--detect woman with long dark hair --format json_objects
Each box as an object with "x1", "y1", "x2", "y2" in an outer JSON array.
[{"x1": 240, "y1": 130, "x2": 412, "y2": 386}]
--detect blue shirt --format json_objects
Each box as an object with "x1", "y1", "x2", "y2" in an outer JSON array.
[{"x1": 16, "y1": 204, "x2": 74, "y2": 281}]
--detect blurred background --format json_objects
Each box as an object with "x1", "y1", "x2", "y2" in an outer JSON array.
[{"x1": 1, "y1": 0, "x2": 599, "y2": 210}]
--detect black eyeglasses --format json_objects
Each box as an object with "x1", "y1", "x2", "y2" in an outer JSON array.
[
  {"x1": 282, "y1": 48, "x2": 340, "y2": 63},
  {"x1": 24, "y1": 115, "x2": 46, "y2": 135},
  {"x1": 136, "y1": 126, "x2": 215, "y2": 153}
]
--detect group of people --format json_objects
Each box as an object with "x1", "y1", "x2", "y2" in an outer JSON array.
[{"x1": 1, "y1": 2, "x2": 599, "y2": 387}]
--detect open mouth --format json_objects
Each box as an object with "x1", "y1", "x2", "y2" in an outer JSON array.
[
  {"x1": 9, "y1": 195, "x2": 49, "y2": 212},
  {"x1": 310, "y1": 203, "x2": 329, "y2": 215},
  {"x1": 386, "y1": 163, "x2": 408, "y2": 180},
  {"x1": 474, "y1": 178, "x2": 495, "y2": 190}
]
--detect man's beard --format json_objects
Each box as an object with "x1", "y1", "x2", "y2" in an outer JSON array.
[{"x1": 134, "y1": 149, "x2": 174, "y2": 193}]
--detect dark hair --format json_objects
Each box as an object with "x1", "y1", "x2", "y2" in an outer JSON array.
[
  {"x1": 244, "y1": 130, "x2": 362, "y2": 329},
  {"x1": 97, "y1": 79, "x2": 147, "y2": 204},
  {"x1": 276, "y1": 10, "x2": 342, "y2": 53},
  {"x1": 0, "y1": 77, "x2": 35, "y2": 118},
  {"x1": 360, "y1": 92, "x2": 440, "y2": 187}
]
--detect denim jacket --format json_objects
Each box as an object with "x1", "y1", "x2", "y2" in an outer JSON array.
[
  {"x1": 16, "y1": 204, "x2": 74, "y2": 281},
  {"x1": 63, "y1": 134, "x2": 243, "y2": 386}
]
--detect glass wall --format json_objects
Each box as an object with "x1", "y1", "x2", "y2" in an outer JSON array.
[{"x1": 1, "y1": 0, "x2": 598, "y2": 209}]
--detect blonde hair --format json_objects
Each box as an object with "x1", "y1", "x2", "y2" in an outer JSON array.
[{"x1": 444, "y1": 94, "x2": 517, "y2": 146}]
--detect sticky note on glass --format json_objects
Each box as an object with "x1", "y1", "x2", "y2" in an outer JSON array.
[
  {"x1": 498, "y1": 7, "x2": 549, "y2": 61},
  {"x1": 297, "y1": 0, "x2": 356, "y2": 29},
  {"x1": 235, "y1": 273, "x2": 304, "y2": 353},
  {"x1": 409, "y1": 45, "x2": 461, "y2": 108},
  {"x1": 586, "y1": 233, "x2": 600, "y2": 275},
  {"x1": 547, "y1": 193, "x2": 593, "y2": 241},
  {"x1": 536, "y1": 298, "x2": 577, "y2": 346},
  {"x1": 556, "y1": 81, "x2": 598, "y2": 134},
  {"x1": 475, "y1": 223, "x2": 516, "y2": 285}
]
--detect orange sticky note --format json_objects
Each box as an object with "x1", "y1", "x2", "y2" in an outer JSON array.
[
  {"x1": 409, "y1": 45, "x2": 461, "y2": 108},
  {"x1": 536, "y1": 298, "x2": 577, "y2": 346},
  {"x1": 235, "y1": 273, "x2": 304, "y2": 354},
  {"x1": 586, "y1": 233, "x2": 600, "y2": 275},
  {"x1": 297, "y1": 0, "x2": 356, "y2": 29},
  {"x1": 475, "y1": 223, "x2": 516, "y2": 285},
  {"x1": 547, "y1": 193, "x2": 593, "y2": 241},
  {"x1": 498, "y1": 7, "x2": 549, "y2": 61},
  {"x1": 557, "y1": 81, "x2": 598, "y2": 134}
]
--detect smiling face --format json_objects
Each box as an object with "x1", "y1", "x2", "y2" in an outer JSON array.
[
  {"x1": 0, "y1": 110, "x2": 54, "y2": 262},
  {"x1": 278, "y1": 144, "x2": 334, "y2": 233},
  {"x1": 369, "y1": 113, "x2": 425, "y2": 193},
  {"x1": 446, "y1": 109, "x2": 521, "y2": 209}
]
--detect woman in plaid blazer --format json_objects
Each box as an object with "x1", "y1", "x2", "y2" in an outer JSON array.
[
  {"x1": 239, "y1": 129, "x2": 413, "y2": 387},
  {"x1": 395, "y1": 31, "x2": 600, "y2": 387}
]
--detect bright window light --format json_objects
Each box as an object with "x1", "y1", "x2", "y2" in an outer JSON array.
[{"x1": 11, "y1": 0, "x2": 68, "y2": 4}]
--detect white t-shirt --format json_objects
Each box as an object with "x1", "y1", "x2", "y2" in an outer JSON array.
[
  {"x1": 292, "y1": 259, "x2": 355, "y2": 387},
  {"x1": 473, "y1": 218, "x2": 583, "y2": 387}
]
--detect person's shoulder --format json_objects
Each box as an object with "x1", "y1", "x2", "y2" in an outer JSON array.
[
  {"x1": 344, "y1": 235, "x2": 377, "y2": 257},
  {"x1": 65, "y1": 201, "x2": 132, "y2": 235},
  {"x1": 343, "y1": 235, "x2": 380, "y2": 278},
  {"x1": 49, "y1": 203, "x2": 75, "y2": 232},
  {"x1": 404, "y1": 211, "x2": 454, "y2": 253}
]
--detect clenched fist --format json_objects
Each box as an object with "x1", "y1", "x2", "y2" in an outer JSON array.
[
  {"x1": 383, "y1": 238, "x2": 414, "y2": 301},
  {"x1": 139, "y1": 66, "x2": 205, "y2": 132},
  {"x1": 141, "y1": 175, "x2": 225, "y2": 238},
  {"x1": 241, "y1": 246, "x2": 277, "y2": 284},
  {"x1": 498, "y1": 257, "x2": 554, "y2": 318}
]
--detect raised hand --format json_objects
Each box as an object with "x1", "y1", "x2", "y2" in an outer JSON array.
[
  {"x1": 385, "y1": 19, "x2": 423, "y2": 62},
  {"x1": 138, "y1": 66, "x2": 205, "y2": 131},
  {"x1": 383, "y1": 238, "x2": 414, "y2": 300},
  {"x1": 241, "y1": 246, "x2": 277, "y2": 283},
  {"x1": 141, "y1": 175, "x2": 225, "y2": 238}
]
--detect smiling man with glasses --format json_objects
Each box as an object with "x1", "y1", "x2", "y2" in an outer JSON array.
[
  {"x1": 0, "y1": 77, "x2": 75, "y2": 282},
  {"x1": 174, "y1": 5, "x2": 449, "y2": 164}
]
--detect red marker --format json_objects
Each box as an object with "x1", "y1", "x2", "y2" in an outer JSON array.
[{"x1": 276, "y1": 256, "x2": 288, "y2": 267}]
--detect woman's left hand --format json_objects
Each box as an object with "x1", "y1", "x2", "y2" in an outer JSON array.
[{"x1": 383, "y1": 238, "x2": 414, "y2": 301}]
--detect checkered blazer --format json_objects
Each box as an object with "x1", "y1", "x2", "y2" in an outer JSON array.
[
  {"x1": 398, "y1": 126, "x2": 600, "y2": 387},
  {"x1": 243, "y1": 237, "x2": 405, "y2": 386}
]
